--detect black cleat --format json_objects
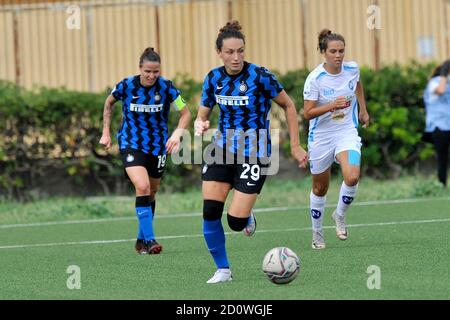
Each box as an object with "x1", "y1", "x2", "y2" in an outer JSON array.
[
  {"x1": 145, "y1": 240, "x2": 163, "y2": 254},
  {"x1": 135, "y1": 239, "x2": 149, "y2": 255}
]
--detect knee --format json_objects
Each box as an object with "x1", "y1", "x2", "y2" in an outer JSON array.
[
  {"x1": 134, "y1": 181, "x2": 150, "y2": 195},
  {"x1": 203, "y1": 200, "x2": 224, "y2": 221},
  {"x1": 344, "y1": 174, "x2": 359, "y2": 187},
  {"x1": 312, "y1": 185, "x2": 328, "y2": 196},
  {"x1": 227, "y1": 213, "x2": 249, "y2": 231}
]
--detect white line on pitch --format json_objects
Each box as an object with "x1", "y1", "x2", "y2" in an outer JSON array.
[
  {"x1": 1, "y1": 217, "x2": 449, "y2": 250},
  {"x1": 1, "y1": 197, "x2": 449, "y2": 229}
]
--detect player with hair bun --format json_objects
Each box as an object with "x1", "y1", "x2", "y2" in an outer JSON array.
[
  {"x1": 302, "y1": 29, "x2": 370, "y2": 250},
  {"x1": 99, "y1": 47, "x2": 191, "y2": 255},
  {"x1": 195, "y1": 21, "x2": 308, "y2": 284}
]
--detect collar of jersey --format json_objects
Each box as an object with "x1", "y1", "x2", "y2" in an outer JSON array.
[
  {"x1": 134, "y1": 75, "x2": 159, "y2": 89},
  {"x1": 321, "y1": 62, "x2": 344, "y2": 77},
  {"x1": 222, "y1": 61, "x2": 249, "y2": 78}
]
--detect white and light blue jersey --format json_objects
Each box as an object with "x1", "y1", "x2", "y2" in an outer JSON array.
[
  {"x1": 303, "y1": 61, "x2": 360, "y2": 142},
  {"x1": 424, "y1": 76, "x2": 450, "y2": 132}
]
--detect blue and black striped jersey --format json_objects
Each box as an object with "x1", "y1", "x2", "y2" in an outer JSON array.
[
  {"x1": 201, "y1": 62, "x2": 283, "y2": 158},
  {"x1": 112, "y1": 75, "x2": 183, "y2": 156}
]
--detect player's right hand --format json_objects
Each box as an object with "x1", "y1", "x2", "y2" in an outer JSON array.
[
  {"x1": 194, "y1": 119, "x2": 210, "y2": 136},
  {"x1": 99, "y1": 135, "x2": 112, "y2": 151},
  {"x1": 292, "y1": 146, "x2": 309, "y2": 169},
  {"x1": 332, "y1": 96, "x2": 351, "y2": 110}
]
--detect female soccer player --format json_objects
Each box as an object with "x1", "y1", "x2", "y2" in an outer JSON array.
[
  {"x1": 99, "y1": 47, "x2": 191, "y2": 255},
  {"x1": 424, "y1": 62, "x2": 450, "y2": 187},
  {"x1": 303, "y1": 29, "x2": 370, "y2": 250},
  {"x1": 195, "y1": 21, "x2": 308, "y2": 283}
]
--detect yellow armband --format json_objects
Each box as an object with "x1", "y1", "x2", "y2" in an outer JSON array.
[{"x1": 174, "y1": 95, "x2": 186, "y2": 110}]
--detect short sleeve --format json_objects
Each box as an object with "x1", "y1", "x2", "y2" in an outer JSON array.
[
  {"x1": 259, "y1": 67, "x2": 283, "y2": 99},
  {"x1": 111, "y1": 79, "x2": 125, "y2": 101},
  {"x1": 167, "y1": 81, "x2": 186, "y2": 111},
  {"x1": 428, "y1": 79, "x2": 440, "y2": 95},
  {"x1": 201, "y1": 72, "x2": 216, "y2": 108},
  {"x1": 303, "y1": 76, "x2": 319, "y2": 101}
]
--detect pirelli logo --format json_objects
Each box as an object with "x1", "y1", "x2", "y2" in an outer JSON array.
[
  {"x1": 130, "y1": 103, "x2": 163, "y2": 113},
  {"x1": 215, "y1": 95, "x2": 249, "y2": 106}
]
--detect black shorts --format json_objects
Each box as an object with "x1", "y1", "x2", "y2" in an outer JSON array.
[
  {"x1": 201, "y1": 161, "x2": 269, "y2": 194},
  {"x1": 120, "y1": 149, "x2": 167, "y2": 179}
]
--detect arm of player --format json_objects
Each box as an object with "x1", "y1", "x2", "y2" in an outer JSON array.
[
  {"x1": 99, "y1": 94, "x2": 117, "y2": 151},
  {"x1": 435, "y1": 61, "x2": 450, "y2": 95},
  {"x1": 356, "y1": 80, "x2": 370, "y2": 128},
  {"x1": 302, "y1": 96, "x2": 349, "y2": 120},
  {"x1": 194, "y1": 106, "x2": 212, "y2": 136},
  {"x1": 166, "y1": 106, "x2": 192, "y2": 154},
  {"x1": 434, "y1": 76, "x2": 447, "y2": 95},
  {"x1": 273, "y1": 90, "x2": 308, "y2": 168}
]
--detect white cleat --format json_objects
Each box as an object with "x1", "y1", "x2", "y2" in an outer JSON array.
[
  {"x1": 243, "y1": 211, "x2": 257, "y2": 237},
  {"x1": 206, "y1": 268, "x2": 233, "y2": 284},
  {"x1": 332, "y1": 210, "x2": 348, "y2": 240},
  {"x1": 312, "y1": 229, "x2": 326, "y2": 250}
]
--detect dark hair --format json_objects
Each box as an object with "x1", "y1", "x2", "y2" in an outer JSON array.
[
  {"x1": 317, "y1": 29, "x2": 345, "y2": 53},
  {"x1": 431, "y1": 65, "x2": 443, "y2": 78},
  {"x1": 216, "y1": 20, "x2": 245, "y2": 51},
  {"x1": 139, "y1": 47, "x2": 161, "y2": 66}
]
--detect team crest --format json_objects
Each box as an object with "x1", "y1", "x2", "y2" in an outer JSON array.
[
  {"x1": 239, "y1": 82, "x2": 248, "y2": 93},
  {"x1": 154, "y1": 93, "x2": 161, "y2": 102},
  {"x1": 126, "y1": 154, "x2": 134, "y2": 163},
  {"x1": 348, "y1": 81, "x2": 355, "y2": 90},
  {"x1": 202, "y1": 164, "x2": 208, "y2": 174}
]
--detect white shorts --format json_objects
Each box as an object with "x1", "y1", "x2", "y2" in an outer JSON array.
[{"x1": 308, "y1": 130, "x2": 362, "y2": 175}]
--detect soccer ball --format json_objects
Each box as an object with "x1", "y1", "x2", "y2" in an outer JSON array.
[{"x1": 262, "y1": 247, "x2": 300, "y2": 284}]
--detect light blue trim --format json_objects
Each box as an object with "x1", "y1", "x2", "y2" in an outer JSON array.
[
  {"x1": 308, "y1": 118, "x2": 319, "y2": 142},
  {"x1": 316, "y1": 71, "x2": 327, "y2": 80},
  {"x1": 344, "y1": 66, "x2": 358, "y2": 71},
  {"x1": 352, "y1": 99, "x2": 358, "y2": 127},
  {"x1": 348, "y1": 150, "x2": 361, "y2": 166}
]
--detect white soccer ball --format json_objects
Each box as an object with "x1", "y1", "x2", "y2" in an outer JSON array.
[{"x1": 262, "y1": 247, "x2": 300, "y2": 284}]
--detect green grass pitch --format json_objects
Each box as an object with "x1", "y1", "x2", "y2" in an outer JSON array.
[{"x1": 0, "y1": 198, "x2": 449, "y2": 300}]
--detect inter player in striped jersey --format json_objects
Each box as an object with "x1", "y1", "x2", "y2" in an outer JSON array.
[
  {"x1": 303, "y1": 30, "x2": 370, "y2": 250},
  {"x1": 99, "y1": 47, "x2": 191, "y2": 255},
  {"x1": 195, "y1": 21, "x2": 308, "y2": 283}
]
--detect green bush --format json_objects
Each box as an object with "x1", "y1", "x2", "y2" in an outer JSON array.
[{"x1": 0, "y1": 61, "x2": 440, "y2": 199}]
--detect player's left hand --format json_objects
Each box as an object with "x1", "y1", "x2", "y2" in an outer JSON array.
[
  {"x1": 166, "y1": 135, "x2": 181, "y2": 154},
  {"x1": 359, "y1": 110, "x2": 370, "y2": 128},
  {"x1": 292, "y1": 146, "x2": 309, "y2": 168}
]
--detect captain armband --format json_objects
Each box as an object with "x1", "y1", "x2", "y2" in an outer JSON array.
[{"x1": 173, "y1": 95, "x2": 186, "y2": 110}]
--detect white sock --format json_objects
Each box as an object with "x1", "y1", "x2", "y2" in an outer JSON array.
[
  {"x1": 336, "y1": 181, "x2": 358, "y2": 216},
  {"x1": 310, "y1": 191, "x2": 326, "y2": 231}
]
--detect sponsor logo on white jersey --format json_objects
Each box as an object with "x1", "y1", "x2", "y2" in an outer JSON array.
[{"x1": 323, "y1": 88, "x2": 335, "y2": 96}]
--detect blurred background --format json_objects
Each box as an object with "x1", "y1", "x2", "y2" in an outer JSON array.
[
  {"x1": 0, "y1": 0, "x2": 448, "y2": 200},
  {"x1": 1, "y1": 0, "x2": 448, "y2": 90}
]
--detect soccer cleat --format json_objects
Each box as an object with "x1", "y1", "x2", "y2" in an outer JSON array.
[
  {"x1": 312, "y1": 229, "x2": 326, "y2": 249},
  {"x1": 135, "y1": 239, "x2": 149, "y2": 255},
  {"x1": 243, "y1": 211, "x2": 257, "y2": 237},
  {"x1": 145, "y1": 239, "x2": 163, "y2": 254},
  {"x1": 206, "y1": 268, "x2": 233, "y2": 284},
  {"x1": 332, "y1": 210, "x2": 348, "y2": 240}
]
